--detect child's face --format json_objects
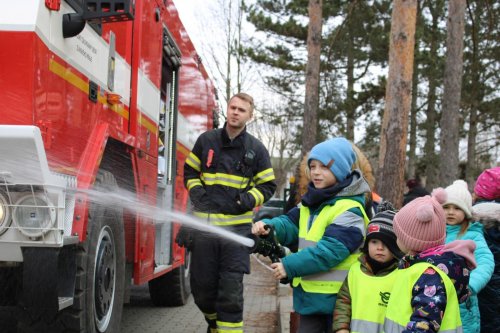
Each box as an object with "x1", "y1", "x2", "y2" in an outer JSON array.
[
  {"x1": 309, "y1": 159, "x2": 337, "y2": 189},
  {"x1": 443, "y1": 204, "x2": 466, "y2": 225},
  {"x1": 368, "y1": 239, "x2": 395, "y2": 264}
]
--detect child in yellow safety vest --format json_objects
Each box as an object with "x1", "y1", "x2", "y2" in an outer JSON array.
[
  {"x1": 333, "y1": 203, "x2": 403, "y2": 333},
  {"x1": 385, "y1": 189, "x2": 477, "y2": 333},
  {"x1": 252, "y1": 137, "x2": 371, "y2": 333}
]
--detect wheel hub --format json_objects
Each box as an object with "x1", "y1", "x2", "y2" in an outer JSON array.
[{"x1": 94, "y1": 227, "x2": 116, "y2": 332}]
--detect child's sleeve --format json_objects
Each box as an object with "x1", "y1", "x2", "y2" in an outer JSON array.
[
  {"x1": 324, "y1": 209, "x2": 365, "y2": 253},
  {"x1": 403, "y1": 268, "x2": 446, "y2": 333},
  {"x1": 468, "y1": 231, "x2": 494, "y2": 294},
  {"x1": 263, "y1": 207, "x2": 300, "y2": 247},
  {"x1": 332, "y1": 276, "x2": 352, "y2": 332}
]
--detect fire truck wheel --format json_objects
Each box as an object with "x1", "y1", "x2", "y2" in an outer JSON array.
[
  {"x1": 15, "y1": 170, "x2": 125, "y2": 333},
  {"x1": 70, "y1": 170, "x2": 125, "y2": 332},
  {"x1": 148, "y1": 250, "x2": 191, "y2": 306}
]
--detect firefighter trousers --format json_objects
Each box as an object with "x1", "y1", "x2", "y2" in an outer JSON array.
[{"x1": 190, "y1": 227, "x2": 251, "y2": 332}]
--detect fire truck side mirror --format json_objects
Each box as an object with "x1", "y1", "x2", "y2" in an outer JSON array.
[
  {"x1": 62, "y1": 0, "x2": 134, "y2": 39},
  {"x1": 63, "y1": 13, "x2": 86, "y2": 38}
]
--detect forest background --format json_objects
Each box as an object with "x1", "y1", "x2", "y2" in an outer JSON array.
[{"x1": 174, "y1": 0, "x2": 499, "y2": 207}]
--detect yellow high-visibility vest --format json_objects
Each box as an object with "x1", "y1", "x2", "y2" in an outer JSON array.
[
  {"x1": 292, "y1": 199, "x2": 369, "y2": 294},
  {"x1": 384, "y1": 262, "x2": 462, "y2": 333},
  {"x1": 348, "y1": 261, "x2": 399, "y2": 333}
]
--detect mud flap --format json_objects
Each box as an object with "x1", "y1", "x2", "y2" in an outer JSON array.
[{"x1": 21, "y1": 246, "x2": 76, "y2": 319}]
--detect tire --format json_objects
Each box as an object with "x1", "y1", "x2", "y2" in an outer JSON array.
[
  {"x1": 0, "y1": 267, "x2": 19, "y2": 333},
  {"x1": 148, "y1": 250, "x2": 191, "y2": 306},
  {"x1": 57, "y1": 170, "x2": 125, "y2": 332},
  {"x1": 15, "y1": 170, "x2": 125, "y2": 333},
  {"x1": 0, "y1": 267, "x2": 19, "y2": 306}
]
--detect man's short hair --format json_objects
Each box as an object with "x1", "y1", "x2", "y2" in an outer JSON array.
[{"x1": 230, "y1": 92, "x2": 254, "y2": 113}]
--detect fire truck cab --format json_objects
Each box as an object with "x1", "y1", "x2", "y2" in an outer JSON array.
[{"x1": 0, "y1": 0, "x2": 218, "y2": 332}]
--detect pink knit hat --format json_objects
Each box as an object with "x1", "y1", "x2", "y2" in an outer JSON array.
[
  {"x1": 474, "y1": 167, "x2": 500, "y2": 200},
  {"x1": 394, "y1": 188, "x2": 447, "y2": 253}
]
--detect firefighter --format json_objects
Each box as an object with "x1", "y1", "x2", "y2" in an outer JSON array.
[{"x1": 179, "y1": 92, "x2": 276, "y2": 333}]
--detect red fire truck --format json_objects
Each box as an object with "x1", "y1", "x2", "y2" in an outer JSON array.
[{"x1": 0, "y1": 0, "x2": 218, "y2": 332}]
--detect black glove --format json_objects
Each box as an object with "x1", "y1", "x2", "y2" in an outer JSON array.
[
  {"x1": 175, "y1": 226, "x2": 195, "y2": 250},
  {"x1": 236, "y1": 192, "x2": 254, "y2": 212},
  {"x1": 219, "y1": 193, "x2": 255, "y2": 215},
  {"x1": 190, "y1": 186, "x2": 217, "y2": 212}
]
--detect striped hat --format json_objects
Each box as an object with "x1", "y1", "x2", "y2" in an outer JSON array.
[{"x1": 364, "y1": 210, "x2": 403, "y2": 258}]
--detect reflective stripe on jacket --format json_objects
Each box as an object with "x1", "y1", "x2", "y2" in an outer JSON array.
[
  {"x1": 292, "y1": 199, "x2": 369, "y2": 294},
  {"x1": 348, "y1": 262, "x2": 399, "y2": 333},
  {"x1": 193, "y1": 211, "x2": 254, "y2": 226},
  {"x1": 384, "y1": 262, "x2": 463, "y2": 333}
]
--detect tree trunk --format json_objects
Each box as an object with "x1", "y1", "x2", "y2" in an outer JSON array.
[
  {"x1": 226, "y1": 0, "x2": 235, "y2": 103},
  {"x1": 378, "y1": 0, "x2": 417, "y2": 208},
  {"x1": 236, "y1": 0, "x2": 243, "y2": 93},
  {"x1": 407, "y1": 2, "x2": 422, "y2": 179},
  {"x1": 423, "y1": 2, "x2": 440, "y2": 190},
  {"x1": 465, "y1": 3, "x2": 480, "y2": 186},
  {"x1": 346, "y1": 16, "x2": 355, "y2": 141},
  {"x1": 439, "y1": 0, "x2": 466, "y2": 185},
  {"x1": 407, "y1": 55, "x2": 418, "y2": 179},
  {"x1": 301, "y1": 0, "x2": 323, "y2": 156}
]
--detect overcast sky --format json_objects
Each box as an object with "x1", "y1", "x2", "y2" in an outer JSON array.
[
  {"x1": 172, "y1": 0, "x2": 215, "y2": 62},
  {"x1": 171, "y1": 0, "x2": 271, "y2": 110}
]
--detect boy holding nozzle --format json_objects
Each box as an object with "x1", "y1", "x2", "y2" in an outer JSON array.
[{"x1": 252, "y1": 137, "x2": 370, "y2": 333}]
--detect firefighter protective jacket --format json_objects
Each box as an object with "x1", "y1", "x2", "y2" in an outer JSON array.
[{"x1": 184, "y1": 124, "x2": 276, "y2": 226}]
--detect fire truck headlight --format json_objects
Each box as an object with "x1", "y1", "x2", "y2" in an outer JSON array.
[
  {"x1": 0, "y1": 192, "x2": 12, "y2": 236},
  {"x1": 13, "y1": 194, "x2": 55, "y2": 238}
]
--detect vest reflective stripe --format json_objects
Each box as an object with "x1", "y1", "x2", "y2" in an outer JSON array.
[
  {"x1": 300, "y1": 269, "x2": 350, "y2": 282},
  {"x1": 193, "y1": 211, "x2": 253, "y2": 226},
  {"x1": 351, "y1": 319, "x2": 384, "y2": 333},
  {"x1": 292, "y1": 199, "x2": 369, "y2": 294},
  {"x1": 348, "y1": 262, "x2": 399, "y2": 333},
  {"x1": 384, "y1": 318, "x2": 462, "y2": 333},
  {"x1": 384, "y1": 262, "x2": 462, "y2": 333}
]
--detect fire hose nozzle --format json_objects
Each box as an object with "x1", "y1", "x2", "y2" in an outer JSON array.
[{"x1": 249, "y1": 225, "x2": 290, "y2": 263}]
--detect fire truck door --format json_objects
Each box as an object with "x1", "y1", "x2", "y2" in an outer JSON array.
[{"x1": 154, "y1": 27, "x2": 181, "y2": 267}]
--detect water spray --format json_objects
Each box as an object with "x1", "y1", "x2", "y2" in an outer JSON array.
[{"x1": 77, "y1": 188, "x2": 255, "y2": 248}]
